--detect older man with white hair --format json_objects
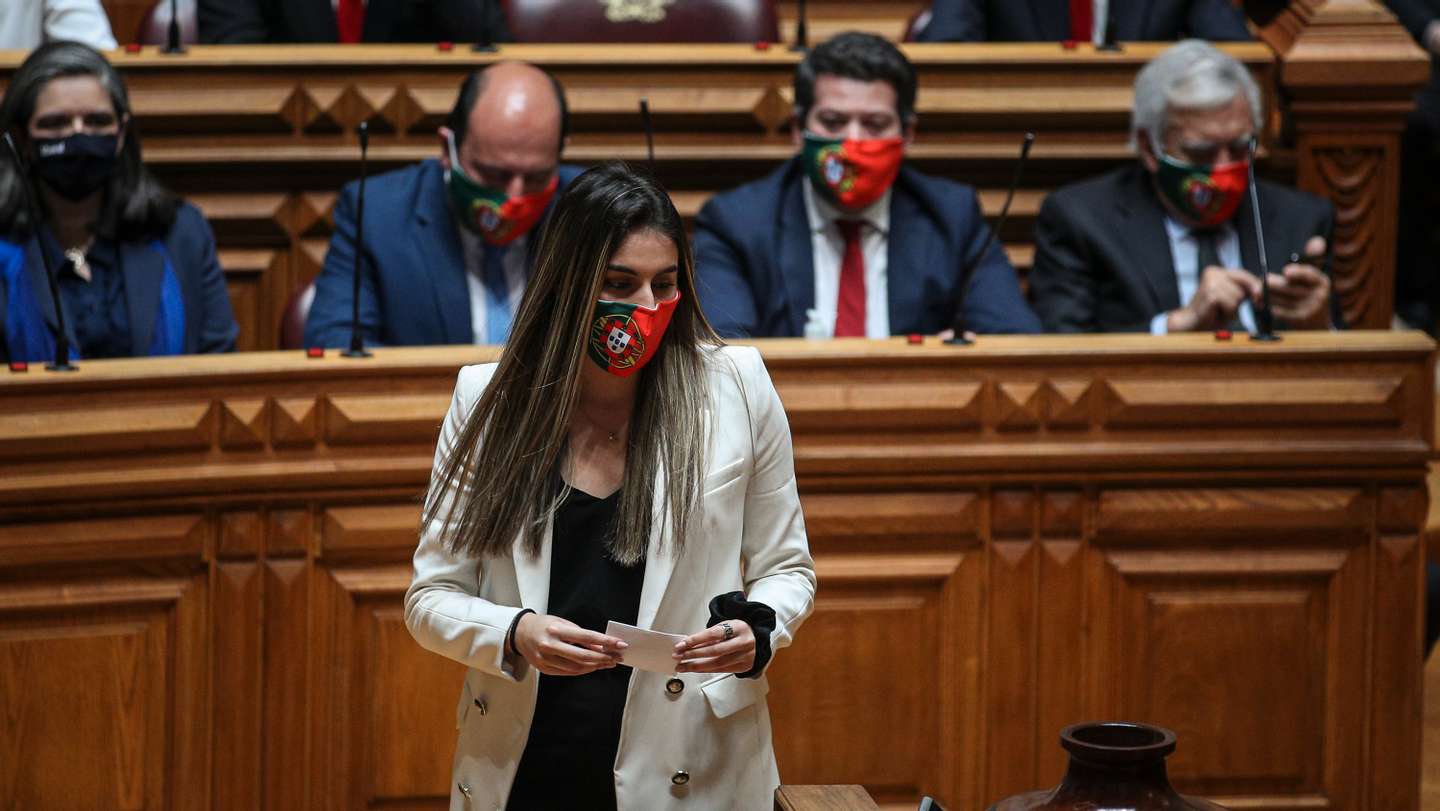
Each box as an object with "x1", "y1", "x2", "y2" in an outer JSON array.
[{"x1": 1029, "y1": 40, "x2": 1338, "y2": 334}]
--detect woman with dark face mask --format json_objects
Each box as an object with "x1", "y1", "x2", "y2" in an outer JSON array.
[
  {"x1": 406, "y1": 163, "x2": 815, "y2": 810},
  {"x1": 0, "y1": 41, "x2": 237, "y2": 363}
]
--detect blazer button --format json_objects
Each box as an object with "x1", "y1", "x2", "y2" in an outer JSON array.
[
  {"x1": 665, "y1": 677, "x2": 684, "y2": 695},
  {"x1": 671, "y1": 770, "x2": 690, "y2": 786},
  {"x1": 473, "y1": 697, "x2": 487, "y2": 715},
  {"x1": 458, "y1": 782, "x2": 472, "y2": 797}
]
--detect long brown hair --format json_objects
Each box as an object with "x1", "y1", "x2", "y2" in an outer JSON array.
[{"x1": 423, "y1": 163, "x2": 720, "y2": 564}]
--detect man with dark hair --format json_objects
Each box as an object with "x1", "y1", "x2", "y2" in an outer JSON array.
[
  {"x1": 306, "y1": 62, "x2": 582, "y2": 348},
  {"x1": 694, "y1": 31, "x2": 1040, "y2": 338},
  {"x1": 914, "y1": 0, "x2": 1251, "y2": 44},
  {"x1": 199, "y1": 0, "x2": 509, "y2": 44}
]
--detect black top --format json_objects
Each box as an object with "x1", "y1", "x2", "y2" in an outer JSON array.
[
  {"x1": 507, "y1": 485, "x2": 643, "y2": 810},
  {"x1": 57, "y1": 239, "x2": 132, "y2": 359}
]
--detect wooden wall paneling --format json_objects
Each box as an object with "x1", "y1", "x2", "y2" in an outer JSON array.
[
  {"x1": 263, "y1": 554, "x2": 312, "y2": 810},
  {"x1": 1033, "y1": 490, "x2": 1086, "y2": 787},
  {"x1": 214, "y1": 511, "x2": 264, "y2": 811},
  {"x1": 0, "y1": 562, "x2": 211, "y2": 810},
  {"x1": 1369, "y1": 486, "x2": 1427, "y2": 811},
  {"x1": 767, "y1": 489, "x2": 977, "y2": 807},
  {"x1": 983, "y1": 488, "x2": 1040, "y2": 800},
  {"x1": 1089, "y1": 485, "x2": 1373, "y2": 808}
]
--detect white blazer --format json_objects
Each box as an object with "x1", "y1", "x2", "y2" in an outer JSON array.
[{"x1": 405, "y1": 345, "x2": 816, "y2": 811}]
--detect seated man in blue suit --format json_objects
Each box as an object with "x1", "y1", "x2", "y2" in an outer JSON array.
[
  {"x1": 694, "y1": 32, "x2": 1041, "y2": 338},
  {"x1": 305, "y1": 62, "x2": 583, "y2": 348},
  {"x1": 914, "y1": 0, "x2": 1251, "y2": 44}
]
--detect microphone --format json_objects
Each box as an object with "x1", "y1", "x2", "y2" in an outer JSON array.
[
  {"x1": 342, "y1": 122, "x2": 372, "y2": 358},
  {"x1": 791, "y1": 0, "x2": 808, "y2": 52},
  {"x1": 946, "y1": 132, "x2": 1035, "y2": 346},
  {"x1": 1245, "y1": 137, "x2": 1279, "y2": 342},
  {"x1": 639, "y1": 98, "x2": 656, "y2": 168},
  {"x1": 472, "y1": 0, "x2": 497, "y2": 52},
  {"x1": 2, "y1": 133, "x2": 77, "y2": 371},
  {"x1": 162, "y1": 0, "x2": 186, "y2": 55}
]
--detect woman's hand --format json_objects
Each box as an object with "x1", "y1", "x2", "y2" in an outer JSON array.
[
  {"x1": 513, "y1": 613, "x2": 626, "y2": 676},
  {"x1": 673, "y1": 620, "x2": 756, "y2": 674}
]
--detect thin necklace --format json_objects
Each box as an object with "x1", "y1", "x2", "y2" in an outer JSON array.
[{"x1": 575, "y1": 404, "x2": 626, "y2": 442}]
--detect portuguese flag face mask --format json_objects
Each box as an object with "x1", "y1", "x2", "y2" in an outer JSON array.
[
  {"x1": 801, "y1": 132, "x2": 905, "y2": 211},
  {"x1": 586, "y1": 292, "x2": 680, "y2": 377},
  {"x1": 445, "y1": 133, "x2": 558, "y2": 246},
  {"x1": 1154, "y1": 152, "x2": 1249, "y2": 228}
]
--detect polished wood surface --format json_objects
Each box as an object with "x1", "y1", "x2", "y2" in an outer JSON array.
[
  {"x1": 776, "y1": 784, "x2": 882, "y2": 811},
  {"x1": 3, "y1": 6, "x2": 1427, "y2": 348},
  {"x1": 0, "y1": 332, "x2": 1430, "y2": 809}
]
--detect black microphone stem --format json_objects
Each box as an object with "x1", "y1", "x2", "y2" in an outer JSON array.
[
  {"x1": 343, "y1": 122, "x2": 372, "y2": 358},
  {"x1": 473, "y1": 0, "x2": 497, "y2": 52},
  {"x1": 3, "y1": 133, "x2": 76, "y2": 371},
  {"x1": 946, "y1": 132, "x2": 1035, "y2": 346},
  {"x1": 162, "y1": 0, "x2": 186, "y2": 54},
  {"x1": 1246, "y1": 137, "x2": 1279, "y2": 342},
  {"x1": 639, "y1": 98, "x2": 656, "y2": 169},
  {"x1": 791, "y1": 0, "x2": 808, "y2": 52}
]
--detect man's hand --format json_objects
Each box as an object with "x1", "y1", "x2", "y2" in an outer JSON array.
[
  {"x1": 1265, "y1": 236, "x2": 1332, "y2": 329},
  {"x1": 1166, "y1": 266, "x2": 1262, "y2": 332},
  {"x1": 1425, "y1": 20, "x2": 1440, "y2": 57}
]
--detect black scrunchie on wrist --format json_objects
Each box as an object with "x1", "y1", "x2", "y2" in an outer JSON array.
[{"x1": 707, "y1": 591, "x2": 777, "y2": 679}]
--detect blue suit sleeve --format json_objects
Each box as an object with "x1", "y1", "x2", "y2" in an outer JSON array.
[
  {"x1": 693, "y1": 197, "x2": 760, "y2": 339},
  {"x1": 957, "y1": 194, "x2": 1042, "y2": 334},
  {"x1": 178, "y1": 206, "x2": 239, "y2": 353},
  {"x1": 914, "y1": 0, "x2": 986, "y2": 41},
  {"x1": 1186, "y1": 0, "x2": 1253, "y2": 40},
  {"x1": 305, "y1": 182, "x2": 383, "y2": 349}
]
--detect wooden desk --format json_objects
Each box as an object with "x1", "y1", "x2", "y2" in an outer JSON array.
[
  {"x1": 0, "y1": 332, "x2": 1430, "y2": 810},
  {"x1": 0, "y1": 19, "x2": 1425, "y2": 348}
]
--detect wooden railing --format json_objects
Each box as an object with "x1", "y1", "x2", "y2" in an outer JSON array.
[{"x1": 0, "y1": 332, "x2": 1431, "y2": 809}]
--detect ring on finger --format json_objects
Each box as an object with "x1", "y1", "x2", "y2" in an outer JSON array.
[{"x1": 721, "y1": 621, "x2": 734, "y2": 641}]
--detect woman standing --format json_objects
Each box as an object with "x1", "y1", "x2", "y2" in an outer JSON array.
[
  {"x1": 0, "y1": 42, "x2": 236, "y2": 362},
  {"x1": 406, "y1": 163, "x2": 815, "y2": 809}
]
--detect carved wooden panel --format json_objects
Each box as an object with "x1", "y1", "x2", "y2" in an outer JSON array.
[{"x1": 0, "y1": 571, "x2": 209, "y2": 811}]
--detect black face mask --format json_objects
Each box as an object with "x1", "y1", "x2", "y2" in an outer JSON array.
[{"x1": 31, "y1": 133, "x2": 119, "y2": 201}]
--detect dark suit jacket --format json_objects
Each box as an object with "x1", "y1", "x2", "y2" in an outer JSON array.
[
  {"x1": 915, "y1": 0, "x2": 1252, "y2": 42},
  {"x1": 692, "y1": 156, "x2": 1042, "y2": 338},
  {"x1": 0, "y1": 202, "x2": 238, "y2": 362},
  {"x1": 198, "y1": 0, "x2": 511, "y2": 44},
  {"x1": 1029, "y1": 164, "x2": 1340, "y2": 333},
  {"x1": 304, "y1": 159, "x2": 582, "y2": 348}
]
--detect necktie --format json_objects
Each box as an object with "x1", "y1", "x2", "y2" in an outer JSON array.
[
  {"x1": 1068, "y1": 0, "x2": 1093, "y2": 42},
  {"x1": 834, "y1": 219, "x2": 866, "y2": 337},
  {"x1": 337, "y1": 0, "x2": 365, "y2": 43},
  {"x1": 482, "y1": 245, "x2": 512, "y2": 344}
]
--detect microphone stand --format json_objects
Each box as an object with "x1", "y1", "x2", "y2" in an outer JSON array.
[
  {"x1": 790, "y1": 0, "x2": 808, "y2": 52},
  {"x1": 472, "y1": 0, "x2": 497, "y2": 52},
  {"x1": 639, "y1": 98, "x2": 656, "y2": 169},
  {"x1": 946, "y1": 132, "x2": 1035, "y2": 345},
  {"x1": 161, "y1": 0, "x2": 186, "y2": 54},
  {"x1": 343, "y1": 122, "x2": 372, "y2": 358},
  {"x1": 1246, "y1": 137, "x2": 1279, "y2": 342},
  {"x1": 3, "y1": 134, "x2": 77, "y2": 371}
]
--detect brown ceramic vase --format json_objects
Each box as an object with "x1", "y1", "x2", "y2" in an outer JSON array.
[{"x1": 988, "y1": 722, "x2": 1229, "y2": 811}]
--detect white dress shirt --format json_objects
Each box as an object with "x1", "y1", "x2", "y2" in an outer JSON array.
[
  {"x1": 0, "y1": 0, "x2": 117, "y2": 50},
  {"x1": 457, "y1": 226, "x2": 530, "y2": 345},
  {"x1": 1150, "y1": 216, "x2": 1256, "y2": 335},
  {"x1": 801, "y1": 178, "x2": 892, "y2": 338}
]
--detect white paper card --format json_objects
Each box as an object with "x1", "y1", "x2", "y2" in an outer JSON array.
[{"x1": 605, "y1": 620, "x2": 684, "y2": 674}]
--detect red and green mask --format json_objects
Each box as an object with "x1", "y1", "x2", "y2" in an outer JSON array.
[
  {"x1": 1154, "y1": 153, "x2": 1249, "y2": 228},
  {"x1": 586, "y1": 293, "x2": 680, "y2": 378},
  {"x1": 801, "y1": 132, "x2": 905, "y2": 211},
  {"x1": 445, "y1": 133, "x2": 558, "y2": 245}
]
